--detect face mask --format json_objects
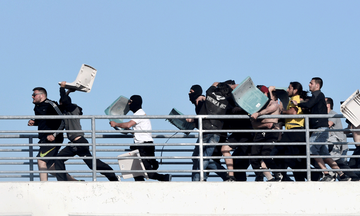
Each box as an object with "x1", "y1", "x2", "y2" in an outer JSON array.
[
  {"x1": 129, "y1": 95, "x2": 142, "y2": 112},
  {"x1": 189, "y1": 85, "x2": 202, "y2": 104}
]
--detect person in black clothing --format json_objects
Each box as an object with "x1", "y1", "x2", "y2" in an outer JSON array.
[
  {"x1": 219, "y1": 80, "x2": 254, "y2": 181},
  {"x1": 54, "y1": 81, "x2": 119, "y2": 181},
  {"x1": 221, "y1": 105, "x2": 253, "y2": 181},
  {"x1": 292, "y1": 77, "x2": 350, "y2": 181},
  {"x1": 28, "y1": 87, "x2": 64, "y2": 181},
  {"x1": 346, "y1": 119, "x2": 360, "y2": 177},
  {"x1": 189, "y1": 81, "x2": 234, "y2": 181},
  {"x1": 186, "y1": 84, "x2": 228, "y2": 181}
]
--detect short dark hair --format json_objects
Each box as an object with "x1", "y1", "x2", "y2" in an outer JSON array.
[
  {"x1": 217, "y1": 82, "x2": 232, "y2": 98},
  {"x1": 224, "y1": 80, "x2": 235, "y2": 85},
  {"x1": 326, "y1": 97, "x2": 334, "y2": 110},
  {"x1": 312, "y1": 77, "x2": 323, "y2": 89},
  {"x1": 32, "y1": 87, "x2": 47, "y2": 97}
]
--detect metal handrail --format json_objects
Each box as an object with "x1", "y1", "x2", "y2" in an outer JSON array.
[{"x1": 1, "y1": 114, "x2": 359, "y2": 181}]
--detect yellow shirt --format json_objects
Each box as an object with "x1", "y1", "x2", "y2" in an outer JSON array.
[{"x1": 285, "y1": 95, "x2": 304, "y2": 130}]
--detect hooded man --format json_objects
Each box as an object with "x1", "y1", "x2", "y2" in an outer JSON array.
[
  {"x1": 110, "y1": 95, "x2": 171, "y2": 181},
  {"x1": 190, "y1": 81, "x2": 234, "y2": 181},
  {"x1": 54, "y1": 81, "x2": 119, "y2": 181},
  {"x1": 187, "y1": 84, "x2": 229, "y2": 181}
]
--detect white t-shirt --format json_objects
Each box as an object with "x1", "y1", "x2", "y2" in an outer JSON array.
[{"x1": 131, "y1": 109, "x2": 153, "y2": 143}]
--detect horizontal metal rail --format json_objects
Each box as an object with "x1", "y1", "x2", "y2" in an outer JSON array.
[{"x1": 0, "y1": 114, "x2": 359, "y2": 181}]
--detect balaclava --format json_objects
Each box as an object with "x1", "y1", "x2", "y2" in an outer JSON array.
[
  {"x1": 129, "y1": 95, "x2": 142, "y2": 113},
  {"x1": 189, "y1": 85, "x2": 202, "y2": 104}
]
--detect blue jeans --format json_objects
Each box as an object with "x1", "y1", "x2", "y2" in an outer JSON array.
[
  {"x1": 192, "y1": 133, "x2": 224, "y2": 181},
  {"x1": 310, "y1": 127, "x2": 329, "y2": 155}
]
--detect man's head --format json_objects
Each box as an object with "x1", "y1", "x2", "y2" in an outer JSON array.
[
  {"x1": 325, "y1": 97, "x2": 334, "y2": 112},
  {"x1": 287, "y1": 82, "x2": 302, "y2": 97},
  {"x1": 224, "y1": 79, "x2": 238, "y2": 90},
  {"x1": 129, "y1": 95, "x2": 142, "y2": 113},
  {"x1": 257, "y1": 85, "x2": 269, "y2": 97},
  {"x1": 32, "y1": 87, "x2": 47, "y2": 104},
  {"x1": 217, "y1": 82, "x2": 233, "y2": 98},
  {"x1": 309, "y1": 77, "x2": 323, "y2": 92},
  {"x1": 189, "y1": 85, "x2": 202, "y2": 104}
]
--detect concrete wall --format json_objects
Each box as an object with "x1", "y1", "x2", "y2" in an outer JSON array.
[{"x1": 1, "y1": 182, "x2": 360, "y2": 216}]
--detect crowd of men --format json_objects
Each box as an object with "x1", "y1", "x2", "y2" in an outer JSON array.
[{"x1": 28, "y1": 77, "x2": 360, "y2": 182}]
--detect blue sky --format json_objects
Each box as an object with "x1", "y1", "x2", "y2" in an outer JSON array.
[{"x1": 1, "y1": 1, "x2": 359, "y2": 181}]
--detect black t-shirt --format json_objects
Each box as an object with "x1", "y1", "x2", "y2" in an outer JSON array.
[{"x1": 198, "y1": 85, "x2": 232, "y2": 131}]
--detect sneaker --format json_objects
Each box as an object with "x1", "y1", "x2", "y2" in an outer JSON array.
[
  {"x1": 274, "y1": 173, "x2": 283, "y2": 181},
  {"x1": 339, "y1": 174, "x2": 352, "y2": 181},
  {"x1": 255, "y1": 173, "x2": 264, "y2": 182},
  {"x1": 267, "y1": 173, "x2": 282, "y2": 182},
  {"x1": 320, "y1": 174, "x2": 336, "y2": 182},
  {"x1": 225, "y1": 176, "x2": 236, "y2": 182},
  {"x1": 282, "y1": 174, "x2": 294, "y2": 182},
  {"x1": 267, "y1": 177, "x2": 276, "y2": 182},
  {"x1": 163, "y1": 174, "x2": 172, "y2": 181}
]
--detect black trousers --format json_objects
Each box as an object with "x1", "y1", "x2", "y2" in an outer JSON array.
[
  {"x1": 226, "y1": 133, "x2": 253, "y2": 181},
  {"x1": 232, "y1": 146, "x2": 250, "y2": 181},
  {"x1": 250, "y1": 131, "x2": 277, "y2": 178},
  {"x1": 54, "y1": 136, "x2": 118, "y2": 181},
  {"x1": 271, "y1": 128, "x2": 322, "y2": 181},
  {"x1": 130, "y1": 143, "x2": 168, "y2": 181},
  {"x1": 349, "y1": 146, "x2": 360, "y2": 178}
]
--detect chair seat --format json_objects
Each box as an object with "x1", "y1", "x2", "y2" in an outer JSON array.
[{"x1": 117, "y1": 149, "x2": 149, "y2": 180}]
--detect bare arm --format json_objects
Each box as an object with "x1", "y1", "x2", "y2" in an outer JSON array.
[
  {"x1": 251, "y1": 101, "x2": 279, "y2": 120},
  {"x1": 110, "y1": 120, "x2": 136, "y2": 129},
  {"x1": 282, "y1": 107, "x2": 298, "y2": 115}
]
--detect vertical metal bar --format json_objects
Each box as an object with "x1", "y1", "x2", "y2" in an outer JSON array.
[
  {"x1": 305, "y1": 116, "x2": 311, "y2": 181},
  {"x1": 91, "y1": 116, "x2": 97, "y2": 181},
  {"x1": 198, "y1": 116, "x2": 204, "y2": 181},
  {"x1": 29, "y1": 136, "x2": 34, "y2": 181}
]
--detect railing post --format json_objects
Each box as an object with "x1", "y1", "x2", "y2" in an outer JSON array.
[
  {"x1": 91, "y1": 116, "x2": 97, "y2": 181},
  {"x1": 198, "y1": 116, "x2": 204, "y2": 181},
  {"x1": 305, "y1": 116, "x2": 311, "y2": 181},
  {"x1": 29, "y1": 136, "x2": 34, "y2": 181}
]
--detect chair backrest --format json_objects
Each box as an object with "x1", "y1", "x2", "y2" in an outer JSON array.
[
  {"x1": 231, "y1": 76, "x2": 269, "y2": 115},
  {"x1": 341, "y1": 89, "x2": 360, "y2": 127},
  {"x1": 104, "y1": 95, "x2": 130, "y2": 130},
  {"x1": 166, "y1": 108, "x2": 195, "y2": 135},
  {"x1": 59, "y1": 64, "x2": 97, "y2": 93},
  {"x1": 117, "y1": 149, "x2": 149, "y2": 180}
]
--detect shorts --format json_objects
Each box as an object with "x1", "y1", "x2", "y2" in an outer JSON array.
[
  {"x1": 309, "y1": 127, "x2": 329, "y2": 155},
  {"x1": 37, "y1": 140, "x2": 61, "y2": 168}
]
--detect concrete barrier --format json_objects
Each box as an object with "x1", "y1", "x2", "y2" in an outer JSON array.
[{"x1": 1, "y1": 182, "x2": 360, "y2": 216}]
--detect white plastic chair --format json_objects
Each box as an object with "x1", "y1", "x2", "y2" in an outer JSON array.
[
  {"x1": 59, "y1": 64, "x2": 97, "y2": 93},
  {"x1": 117, "y1": 149, "x2": 149, "y2": 180},
  {"x1": 341, "y1": 89, "x2": 360, "y2": 127}
]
